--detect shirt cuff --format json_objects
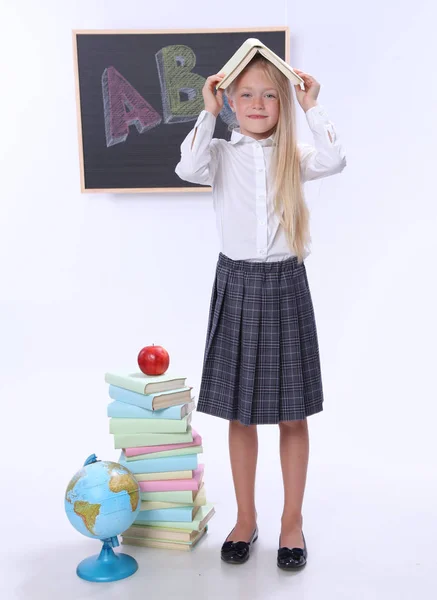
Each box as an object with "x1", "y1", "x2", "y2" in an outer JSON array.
[
  {"x1": 305, "y1": 104, "x2": 331, "y2": 127},
  {"x1": 195, "y1": 110, "x2": 217, "y2": 128}
]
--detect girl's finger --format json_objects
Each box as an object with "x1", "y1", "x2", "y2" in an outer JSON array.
[{"x1": 295, "y1": 69, "x2": 311, "y2": 78}]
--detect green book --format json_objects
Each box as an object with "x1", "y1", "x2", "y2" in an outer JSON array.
[
  {"x1": 109, "y1": 414, "x2": 191, "y2": 434},
  {"x1": 104, "y1": 371, "x2": 187, "y2": 395},
  {"x1": 113, "y1": 428, "x2": 193, "y2": 449},
  {"x1": 140, "y1": 489, "x2": 199, "y2": 503},
  {"x1": 134, "y1": 503, "x2": 215, "y2": 531},
  {"x1": 126, "y1": 445, "x2": 203, "y2": 462}
]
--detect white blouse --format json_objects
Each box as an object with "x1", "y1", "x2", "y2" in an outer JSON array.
[{"x1": 175, "y1": 105, "x2": 347, "y2": 262}]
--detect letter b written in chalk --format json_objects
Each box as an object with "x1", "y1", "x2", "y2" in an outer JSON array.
[{"x1": 156, "y1": 45, "x2": 205, "y2": 124}]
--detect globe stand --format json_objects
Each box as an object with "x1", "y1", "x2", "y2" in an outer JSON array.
[{"x1": 76, "y1": 536, "x2": 138, "y2": 582}]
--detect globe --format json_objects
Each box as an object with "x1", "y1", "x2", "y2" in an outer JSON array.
[{"x1": 65, "y1": 454, "x2": 141, "y2": 582}]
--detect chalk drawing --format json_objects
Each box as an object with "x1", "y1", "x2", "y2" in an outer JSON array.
[
  {"x1": 102, "y1": 66, "x2": 162, "y2": 147},
  {"x1": 155, "y1": 45, "x2": 205, "y2": 124}
]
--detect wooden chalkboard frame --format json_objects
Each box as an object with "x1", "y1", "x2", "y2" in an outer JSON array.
[{"x1": 73, "y1": 27, "x2": 289, "y2": 194}]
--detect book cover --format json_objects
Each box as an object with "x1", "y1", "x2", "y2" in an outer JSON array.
[
  {"x1": 105, "y1": 372, "x2": 187, "y2": 396},
  {"x1": 139, "y1": 491, "x2": 196, "y2": 503},
  {"x1": 107, "y1": 399, "x2": 195, "y2": 419},
  {"x1": 113, "y1": 427, "x2": 193, "y2": 449},
  {"x1": 139, "y1": 485, "x2": 207, "y2": 510},
  {"x1": 126, "y1": 445, "x2": 202, "y2": 462},
  {"x1": 135, "y1": 505, "x2": 200, "y2": 523},
  {"x1": 138, "y1": 465, "x2": 204, "y2": 493},
  {"x1": 124, "y1": 429, "x2": 202, "y2": 457},
  {"x1": 133, "y1": 503, "x2": 215, "y2": 532},
  {"x1": 139, "y1": 501, "x2": 193, "y2": 511},
  {"x1": 108, "y1": 384, "x2": 192, "y2": 411},
  {"x1": 122, "y1": 524, "x2": 207, "y2": 542},
  {"x1": 139, "y1": 483, "x2": 204, "y2": 503},
  {"x1": 135, "y1": 470, "x2": 193, "y2": 482},
  {"x1": 216, "y1": 38, "x2": 304, "y2": 90},
  {"x1": 121, "y1": 526, "x2": 207, "y2": 550},
  {"x1": 118, "y1": 451, "x2": 198, "y2": 475},
  {"x1": 109, "y1": 414, "x2": 191, "y2": 434}
]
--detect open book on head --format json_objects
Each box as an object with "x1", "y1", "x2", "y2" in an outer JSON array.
[{"x1": 215, "y1": 38, "x2": 305, "y2": 91}]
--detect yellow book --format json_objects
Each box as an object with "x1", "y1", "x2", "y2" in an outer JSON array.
[
  {"x1": 121, "y1": 526, "x2": 208, "y2": 550},
  {"x1": 123, "y1": 525, "x2": 203, "y2": 542},
  {"x1": 216, "y1": 38, "x2": 304, "y2": 91}
]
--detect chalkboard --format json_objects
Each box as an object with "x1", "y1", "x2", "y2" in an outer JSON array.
[{"x1": 73, "y1": 27, "x2": 289, "y2": 193}]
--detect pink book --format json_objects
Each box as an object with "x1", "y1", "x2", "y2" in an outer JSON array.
[
  {"x1": 138, "y1": 464, "x2": 204, "y2": 492},
  {"x1": 125, "y1": 429, "x2": 202, "y2": 457}
]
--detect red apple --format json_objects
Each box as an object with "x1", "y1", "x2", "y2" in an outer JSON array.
[{"x1": 138, "y1": 344, "x2": 170, "y2": 376}]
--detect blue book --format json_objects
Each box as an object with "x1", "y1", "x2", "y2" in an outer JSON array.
[
  {"x1": 136, "y1": 506, "x2": 197, "y2": 523},
  {"x1": 118, "y1": 451, "x2": 198, "y2": 475},
  {"x1": 109, "y1": 384, "x2": 192, "y2": 411},
  {"x1": 107, "y1": 400, "x2": 194, "y2": 420}
]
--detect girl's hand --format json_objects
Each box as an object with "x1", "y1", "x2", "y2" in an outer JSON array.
[
  {"x1": 293, "y1": 69, "x2": 321, "y2": 112},
  {"x1": 202, "y1": 73, "x2": 226, "y2": 117}
]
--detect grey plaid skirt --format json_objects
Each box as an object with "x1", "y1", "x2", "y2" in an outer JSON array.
[{"x1": 196, "y1": 252, "x2": 324, "y2": 426}]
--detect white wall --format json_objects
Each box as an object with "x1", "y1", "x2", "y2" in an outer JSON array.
[{"x1": 1, "y1": 0, "x2": 436, "y2": 595}]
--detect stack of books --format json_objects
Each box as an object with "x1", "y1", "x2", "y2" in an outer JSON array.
[{"x1": 104, "y1": 370, "x2": 215, "y2": 551}]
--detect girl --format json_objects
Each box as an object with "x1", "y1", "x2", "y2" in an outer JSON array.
[{"x1": 175, "y1": 53, "x2": 346, "y2": 569}]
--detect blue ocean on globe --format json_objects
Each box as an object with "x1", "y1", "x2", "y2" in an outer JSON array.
[{"x1": 65, "y1": 457, "x2": 140, "y2": 540}]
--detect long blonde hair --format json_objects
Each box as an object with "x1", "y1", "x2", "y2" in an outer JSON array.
[{"x1": 225, "y1": 54, "x2": 310, "y2": 263}]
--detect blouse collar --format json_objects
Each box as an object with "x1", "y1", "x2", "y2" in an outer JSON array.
[{"x1": 230, "y1": 128, "x2": 276, "y2": 147}]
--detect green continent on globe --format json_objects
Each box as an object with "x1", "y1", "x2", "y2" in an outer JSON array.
[
  {"x1": 65, "y1": 469, "x2": 85, "y2": 503},
  {"x1": 74, "y1": 500, "x2": 101, "y2": 534},
  {"x1": 106, "y1": 462, "x2": 139, "y2": 512}
]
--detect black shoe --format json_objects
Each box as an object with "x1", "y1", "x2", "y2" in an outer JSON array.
[
  {"x1": 277, "y1": 531, "x2": 307, "y2": 570},
  {"x1": 221, "y1": 525, "x2": 258, "y2": 564}
]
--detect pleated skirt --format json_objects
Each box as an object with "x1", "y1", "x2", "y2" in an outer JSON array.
[{"x1": 196, "y1": 252, "x2": 324, "y2": 426}]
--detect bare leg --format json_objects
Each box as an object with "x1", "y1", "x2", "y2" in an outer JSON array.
[
  {"x1": 226, "y1": 420, "x2": 258, "y2": 542},
  {"x1": 278, "y1": 419, "x2": 309, "y2": 548}
]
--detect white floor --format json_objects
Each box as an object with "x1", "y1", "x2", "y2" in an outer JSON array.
[
  {"x1": 2, "y1": 461, "x2": 436, "y2": 600},
  {"x1": 1, "y1": 369, "x2": 436, "y2": 599}
]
